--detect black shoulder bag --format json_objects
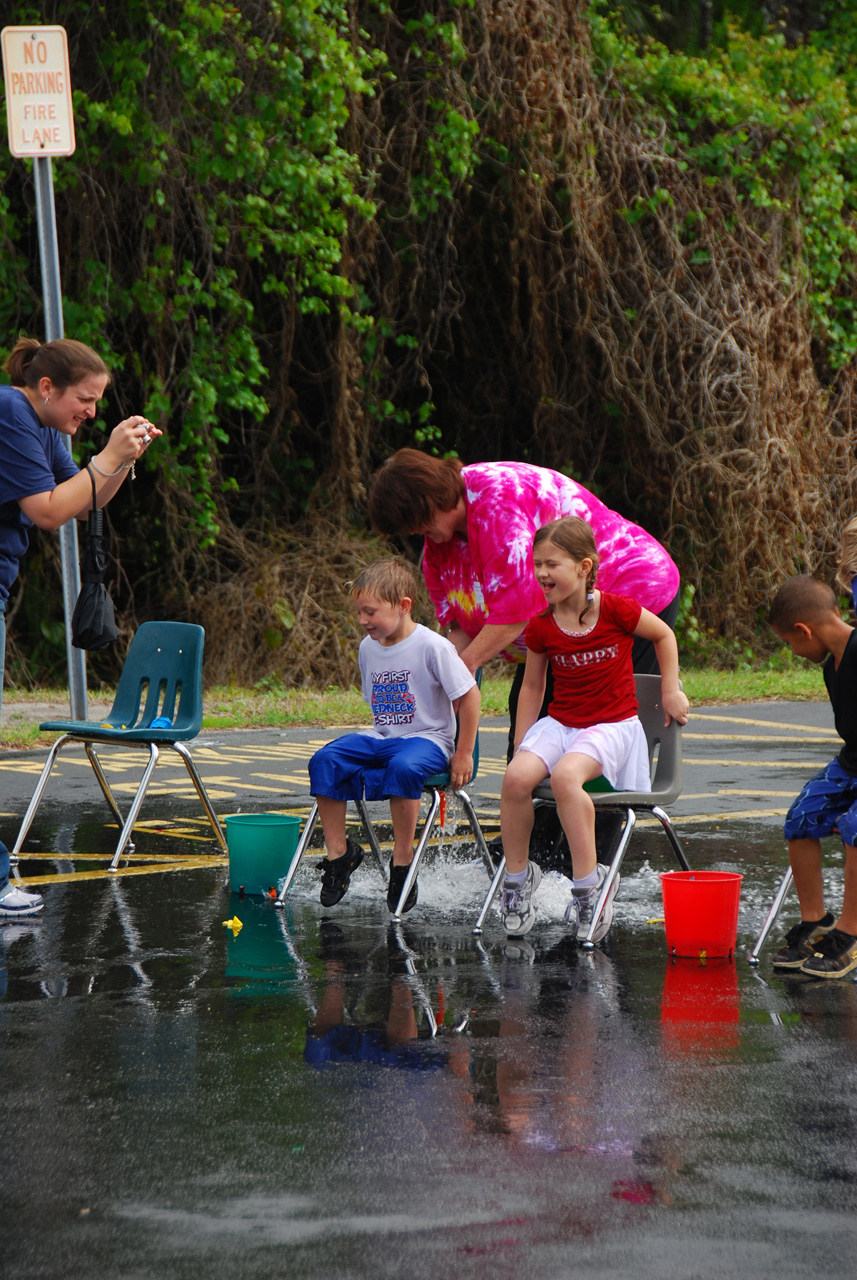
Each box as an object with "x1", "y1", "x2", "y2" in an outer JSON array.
[{"x1": 71, "y1": 465, "x2": 119, "y2": 650}]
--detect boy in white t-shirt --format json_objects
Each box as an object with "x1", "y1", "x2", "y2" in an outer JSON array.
[{"x1": 308, "y1": 559, "x2": 480, "y2": 913}]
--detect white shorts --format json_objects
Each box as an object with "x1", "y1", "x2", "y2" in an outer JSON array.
[{"x1": 517, "y1": 715, "x2": 650, "y2": 792}]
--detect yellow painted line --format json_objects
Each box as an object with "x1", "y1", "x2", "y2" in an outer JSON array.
[
  {"x1": 249, "y1": 773, "x2": 314, "y2": 785},
  {"x1": 649, "y1": 808, "x2": 787, "y2": 824},
  {"x1": 683, "y1": 758, "x2": 827, "y2": 768},
  {"x1": 107, "y1": 783, "x2": 240, "y2": 793},
  {"x1": 715, "y1": 789, "x2": 797, "y2": 797},
  {"x1": 683, "y1": 732, "x2": 837, "y2": 744},
  {"x1": 691, "y1": 712, "x2": 830, "y2": 734},
  {"x1": 16, "y1": 851, "x2": 216, "y2": 863},
  {"x1": 18, "y1": 857, "x2": 226, "y2": 886}
]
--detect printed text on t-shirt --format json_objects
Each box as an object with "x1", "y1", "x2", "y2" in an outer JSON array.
[
  {"x1": 552, "y1": 644, "x2": 619, "y2": 669},
  {"x1": 371, "y1": 669, "x2": 415, "y2": 726}
]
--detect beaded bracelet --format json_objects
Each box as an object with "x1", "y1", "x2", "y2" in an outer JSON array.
[{"x1": 89, "y1": 458, "x2": 135, "y2": 479}]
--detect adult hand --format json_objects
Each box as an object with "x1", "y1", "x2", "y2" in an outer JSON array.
[{"x1": 104, "y1": 416, "x2": 163, "y2": 469}]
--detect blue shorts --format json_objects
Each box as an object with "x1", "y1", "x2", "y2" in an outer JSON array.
[
  {"x1": 308, "y1": 733, "x2": 448, "y2": 803},
  {"x1": 783, "y1": 758, "x2": 857, "y2": 847},
  {"x1": 304, "y1": 1024, "x2": 444, "y2": 1072}
]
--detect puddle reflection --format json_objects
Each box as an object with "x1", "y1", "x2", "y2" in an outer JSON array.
[{"x1": 660, "y1": 956, "x2": 741, "y2": 1057}]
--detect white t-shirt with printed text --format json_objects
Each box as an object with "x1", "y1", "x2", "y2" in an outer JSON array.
[{"x1": 359, "y1": 623, "x2": 476, "y2": 757}]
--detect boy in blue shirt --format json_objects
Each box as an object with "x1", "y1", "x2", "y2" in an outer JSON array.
[
  {"x1": 308, "y1": 559, "x2": 480, "y2": 913},
  {"x1": 768, "y1": 576, "x2": 857, "y2": 977}
]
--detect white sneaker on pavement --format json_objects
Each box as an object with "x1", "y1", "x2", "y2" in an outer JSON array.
[
  {"x1": 0, "y1": 884, "x2": 44, "y2": 918},
  {"x1": 500, "y1": 862, "x2": 542, "y2": 937},
  {"x1": 565, "y1": 864, "x2": 619, "y2": 944}
]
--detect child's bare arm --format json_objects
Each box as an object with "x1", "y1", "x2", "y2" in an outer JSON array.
[
  {"x1": 449, "y1": 683, "x2": 481, "y2": 789},
  {"x1": 633, "y1": 610, "x2": 690, "y2": 726},
  {"x1": 513, "y1": 649, "x2": 549, "y2": 751}
]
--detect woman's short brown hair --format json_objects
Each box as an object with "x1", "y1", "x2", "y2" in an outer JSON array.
[
  {"x1": 4, "y1": 337, "x2": 111, "y2": 391},
  {"x1": 367, "y1": 449, "x2": 464, "y2": 535}
]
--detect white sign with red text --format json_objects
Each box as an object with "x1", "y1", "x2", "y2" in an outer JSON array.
[{"x1": 2, "y1": 25, "x2": 75, "y2": 158}]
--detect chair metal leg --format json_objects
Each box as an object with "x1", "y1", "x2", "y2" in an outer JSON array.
[
  {"x1": 86, "y1": 743, "x2": 136, "y2": 856},
  {"x1": 109, "y1": 744, "x2": 160, "y2": 870},
  {"x1": 167, "y1": 742, "x2": 227, "y2": 852},
  {"x1": 748, "y1": 866, "x2": 793, "y2": 966},
  {"x1": 391, "y1": 789, "x2": 441, "y2": 922},
  {"x1": 473, "y1": 853, "x2": 506, "y2": 935},
  {"x1": 10, "y1": 733, "x2": 73, "y2": 878},
  {"x1": 456, "y1": 787, "x2": 496, "y2": 878},
  {"x1": 274, "y1": 802, "x2": 319, "y2": 907},
  {"x1": 354, "y1": 798, "x2": 388, "y2": 875},
  {"x1": 650, "y1": 804, "x2": 691, "y2": 870},
  {"x1": 581, "y1": 810, "x2": 636, "y2": 950},
  {"x1": 84, "y1": 742, "x2": 128, "y2": 831}
]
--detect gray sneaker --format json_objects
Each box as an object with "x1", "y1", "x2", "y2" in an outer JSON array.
[
  {"x1": 565, "y1": 864, "x2": 620, "y2": 944},
  {"x1": 500, "y1": 863, "x2": 542, "y2": 937}
]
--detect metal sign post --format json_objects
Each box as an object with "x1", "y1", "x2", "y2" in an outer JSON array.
[{"x1": 2, "y1": 24, "x2": 87, "y2": 718}]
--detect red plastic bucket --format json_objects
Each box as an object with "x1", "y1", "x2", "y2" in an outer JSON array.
[{"x1": 660, "y1": 871, "x2": 743, "y2": 958}]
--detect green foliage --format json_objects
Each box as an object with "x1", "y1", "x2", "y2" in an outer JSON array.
[
  {"x1": 1, "y1": 0, "x2": 385, "y2": 549},
  {"x1": 592, "y1": 5, "x2": 857, "y2": 369},
  {"x1": 2, "y1": 0, "x2": 856, "y2": 684}
]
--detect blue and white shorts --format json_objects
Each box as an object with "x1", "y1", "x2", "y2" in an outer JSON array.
[{"x1": 783, "y1": 758, "x2": 857, "y2": 847}]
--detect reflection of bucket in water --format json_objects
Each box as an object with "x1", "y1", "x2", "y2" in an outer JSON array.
[
  {"x1": 224, "y1": 907, "x2": 298, "y2": 998},
  {"x1": 660, "y1": 870, "x2": 743, "y2": 958},
  {"x1": 226, "y1": 813, "x2": 300, "y2": 896},
  {"x1": 661, "y1": 956, "x2": 740, "y2": 1056}
]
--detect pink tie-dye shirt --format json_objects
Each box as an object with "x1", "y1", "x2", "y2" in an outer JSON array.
[{"x1": 422, "y1": 462, "x2": 679, "y2": 661}]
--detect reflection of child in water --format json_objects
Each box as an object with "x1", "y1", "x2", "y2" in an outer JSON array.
[{"x1": 303, "y1": 922, "x2": 444, "y2": 1071}]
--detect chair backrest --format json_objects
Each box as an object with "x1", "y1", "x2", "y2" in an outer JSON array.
[
  {"x1": 108, "y1": 622, "x2": 205, "y2": 738},
  {"x1": 533, "y1": 674, "x2": 683, "y2": 808},
  {"x1": 632, "y1": 672, "x2": 683, "y2": 803}
]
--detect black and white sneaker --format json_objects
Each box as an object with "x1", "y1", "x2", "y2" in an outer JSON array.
[
  {"x1": 319, "y1": 838, "x2": 364, "y2": 907},
  {"x1": 387, "y1": 861, "x2": 418, "y2": 914}
]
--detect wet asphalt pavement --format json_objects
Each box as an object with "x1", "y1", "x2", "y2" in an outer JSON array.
[{"x1": 2, "y1": 703, "x2": 857, "y2": 1278}]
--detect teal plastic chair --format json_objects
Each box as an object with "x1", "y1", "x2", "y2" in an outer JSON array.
[
  {"x1": 275, "y1": 671, "x2": 494, "y2": 921},
  {"x1": 10, "y1": 621, "x2": 226, "y2": 873}
]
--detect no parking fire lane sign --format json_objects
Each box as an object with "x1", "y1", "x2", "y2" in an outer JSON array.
[{"x1": 1, "y1": 25, "x2": 76, "y2": 157}]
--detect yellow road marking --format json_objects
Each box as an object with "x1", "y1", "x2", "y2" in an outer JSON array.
[
  {"x1": 715, "y1": 788, "x2": 797, "y2": 797},
  {"x1": 690, "y1": 712, "x2": 830, "y2": 733},
  {"x1": 18, "y1": 857, "x2": 226, "y2": 886},
  {"x1": 249, "y1": 773, "x2": 314, "y2": 785},
  {"x1": 646, "y1": 808, "x2": 787, "y2": 824},
  {"x1": 683, "y1": 732, "x2": 837, "y2": 743},
  {"x1": 16, "y1": 851, "x2": 216, "y2": 863},
  {"x1": 683, "y1": 758, "x2": 826, "y2": 768}
]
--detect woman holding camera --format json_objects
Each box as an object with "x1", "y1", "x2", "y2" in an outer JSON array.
[{"x1": 0, "y1": 336, "x2": 160, "y2": 915}]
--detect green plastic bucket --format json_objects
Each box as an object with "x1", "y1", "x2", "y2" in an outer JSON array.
[{"x1": 226, "y1": 813, "x2": 301, "y2": 896}]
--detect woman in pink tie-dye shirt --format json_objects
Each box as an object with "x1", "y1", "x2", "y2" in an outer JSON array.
[{"x1": 368, "y1": 450, "x2": 680, "y2": 753}]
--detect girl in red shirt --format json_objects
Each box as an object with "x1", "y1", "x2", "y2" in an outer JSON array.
[{"x1": 499, "y1": 517, "x2": 689, "y2": 941}]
